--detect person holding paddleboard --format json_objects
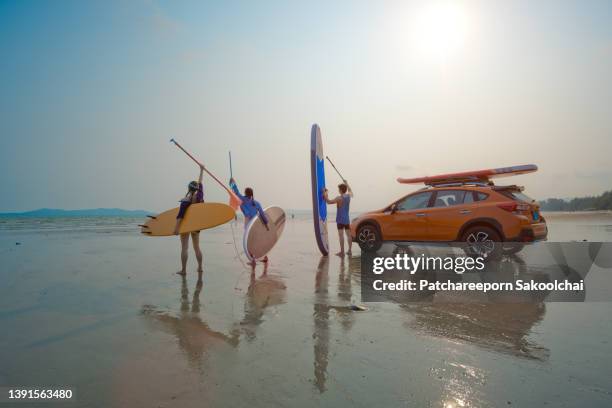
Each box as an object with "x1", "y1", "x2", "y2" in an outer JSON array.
[
  {"x1": 229, "y1": 177, "x2": 270, "y2": 264},
  {"x1": 173, "y1": 164, "x2": 205, "y2": 275},
  {"x1": 324, "y1": 182, "x2": 353, "y2": 257}
]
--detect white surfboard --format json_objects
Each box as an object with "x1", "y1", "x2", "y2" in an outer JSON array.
[{"x1": 243, "y1": 206, "x2": 286, "y2": 261}]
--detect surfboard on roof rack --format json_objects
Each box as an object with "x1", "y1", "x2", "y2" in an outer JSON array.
[{"x1": 397, "y1": 164, "x2": 537, "y2": 186}]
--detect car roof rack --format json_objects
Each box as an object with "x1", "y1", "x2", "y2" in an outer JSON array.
[
  {"x1": 419, "y1": 179, "x2": 493, "y2": 188},
  {"x1": 417, "y1": 182, "x2": 525, "y2": 191},
  {"x1": 492, "y1": 184, "x2": 524, "y2": 191}
]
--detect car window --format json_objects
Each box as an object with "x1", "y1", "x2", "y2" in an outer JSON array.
[
  {"x1": 475, "y1": 192, "x2": 489, "y2": 201},
  {"x1": 396, "y1": 192, "x2": 433, "y2": 211},
  {"x1": 433, "y1": 190, "x2": 466, "y2": 207},
  {"x1": 463, "y1": 191, "x2": 475, "y2": 203}
]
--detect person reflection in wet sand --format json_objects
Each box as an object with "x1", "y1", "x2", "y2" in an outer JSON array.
[
  {"x1": 238, "y1": 263, "x2": 287, "y2": 341},
  {"x1": 313, "y1": 257, "x2": 330, "y2": 393},
  {"x1": 335, "y1": 257, "x2": 356, "y2": 332},
  {"x1": 337, "y1": 257, "x2": 351, "y2": 303},
  {"x1": 312, "y1": 257, "x2": 364, "y2": 393},
  {"x1": 141, "y1": 274, "x2": 239, "y2": 371}
]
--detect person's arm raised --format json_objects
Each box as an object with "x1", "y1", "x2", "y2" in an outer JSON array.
[
  {"x1": 229, "y1": 178, "x2": 246, "y2": 201},
  {"x1": 346, "y1": 181, "x2": 354, "y2": 198}
]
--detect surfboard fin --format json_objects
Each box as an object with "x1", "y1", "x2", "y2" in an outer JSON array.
[
  {"x1": 138, "y1": 224, "x2": 149, "y2": 228},
  {"x1": 146, "y1": 215, "x2": 157, "y2": 219}
]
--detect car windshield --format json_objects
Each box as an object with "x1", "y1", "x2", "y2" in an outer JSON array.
[{"x1": 396, "y1": 192, "x2": 432, "y2": 211}]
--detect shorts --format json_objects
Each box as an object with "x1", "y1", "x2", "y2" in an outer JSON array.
[{"x1": 337, "y1": 223, "x2": 350, "y2": 230}]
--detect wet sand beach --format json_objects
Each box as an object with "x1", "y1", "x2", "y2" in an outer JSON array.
[{"x1": 1, "y1": 212, "x2": 612, "y2": 407}]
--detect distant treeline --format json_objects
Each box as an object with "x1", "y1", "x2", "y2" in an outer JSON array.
[{"x1": 540, "y1": 190, "x2": 612, "y2": 211}]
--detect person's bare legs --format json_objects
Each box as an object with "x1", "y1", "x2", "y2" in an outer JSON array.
[
  {"x1": 191, "y1": 231, "x2": 203, "y2": 272},
  {"x1": 336, "y1": 226, "x2": 345, "y2": 256},
  {"x1": 345, "y1": 229, "x2": 352, "y2": 256},
  {"x1": 177, "y1": 233, "x2": 189, "y2": 275}
]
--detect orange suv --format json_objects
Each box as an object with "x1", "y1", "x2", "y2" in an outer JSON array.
[{"x1": 350, "y1": 183, "x2": 547, "y2": 257}]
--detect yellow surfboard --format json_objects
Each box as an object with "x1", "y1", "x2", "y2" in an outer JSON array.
[{"x1": 140, "y1": 202, "x2": 235, "y2": 236}]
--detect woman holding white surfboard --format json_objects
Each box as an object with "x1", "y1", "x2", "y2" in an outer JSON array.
[{"x1": 229, "y1": 177, "x2": 270, "y2": 265}]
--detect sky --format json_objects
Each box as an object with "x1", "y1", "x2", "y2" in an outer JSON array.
[{"x1": 1, "y1": 0, "x2": 611, "y2": 212}]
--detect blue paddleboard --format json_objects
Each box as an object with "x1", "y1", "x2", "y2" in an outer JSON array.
[{"x1": 310, "y1": 124, "x2": 329, "y2": 256}]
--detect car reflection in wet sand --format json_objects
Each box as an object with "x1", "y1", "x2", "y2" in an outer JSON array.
[
  {"x1": 366, "y1": 245, "x2": 554, "y2": 361},
  {"x1": 402, "y1": 303, "x2": 548, "y2": 361}
]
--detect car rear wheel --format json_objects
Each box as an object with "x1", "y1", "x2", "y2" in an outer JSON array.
[
  {"x1": 462, "y1": 225, "x2": 502, "y2": 260},
  {"x1": 357, "y1": 224, "x2": 382, "y2": 253}
]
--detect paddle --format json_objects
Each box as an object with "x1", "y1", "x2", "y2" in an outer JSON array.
[
  {"x1": 326, "y1": 156, "x2": 348, "y2": 184},
  {"x1": 170, "y1": 138, "x2": 242, "y2": 210},
  {"x1": 229, "y1": 151, "x2": 233, "y2": 178},
  {"x1": 228, "y1": 151, "x2": 238, "y2": 220}
]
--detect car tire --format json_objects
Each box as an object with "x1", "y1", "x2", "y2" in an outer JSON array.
[
  {"x1": 357, "y1": 223, "x2": 383, "y2": 253},
  {"x1": 461, "y1": 225, "x2": 502, "y2": 260},
  {"x1": 502, "y1": 243, "x2": 524, "y2": 255}
]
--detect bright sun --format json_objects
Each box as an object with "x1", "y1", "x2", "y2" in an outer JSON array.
[{"x1": 413, "y1": 2, "x2": 469, "y2": 62}]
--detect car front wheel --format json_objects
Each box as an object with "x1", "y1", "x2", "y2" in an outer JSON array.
[{"x1": 357, "y1": 224, "x2": 382, "y2": 253}]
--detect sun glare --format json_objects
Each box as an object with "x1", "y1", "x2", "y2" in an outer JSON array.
[{"x1": 413, "y1": 2, "x2": 469, "y2": 62}]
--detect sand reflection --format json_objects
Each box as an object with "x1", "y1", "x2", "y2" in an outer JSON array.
[
  {"x1": 141, "y1": 275, "x2": 240, "y2": 370},
  {"x1": 239, "y1": 265, "x2": 287, "y2": 341},
  {"x1": 396, "y1": 254, "x2": 550, "y2": 361}
]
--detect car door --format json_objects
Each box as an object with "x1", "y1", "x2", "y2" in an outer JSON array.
[
  {"x1": 426, "y1": 190, "x2": 474, "y2": 241},
  {"x1": 385, "y1": 191, "x2": 433, "y2": 241}
]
